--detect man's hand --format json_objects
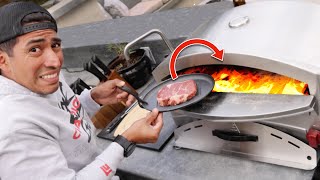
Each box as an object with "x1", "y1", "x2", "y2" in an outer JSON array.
[
  {"x1": 90, "y1": 79, "x2": 135, "y2": 106},
  {"x1": 121, "y1": 109, "x2": 163, "y2": 144}
]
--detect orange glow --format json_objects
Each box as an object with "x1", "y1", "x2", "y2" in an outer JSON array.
[{"x1": 179, "y1": 65, "x2": 309, "y2": 95}]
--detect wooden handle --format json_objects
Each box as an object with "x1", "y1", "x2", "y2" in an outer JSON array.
[{"x1": 92, "y1": 105, "x2": 118, "y2": 129}]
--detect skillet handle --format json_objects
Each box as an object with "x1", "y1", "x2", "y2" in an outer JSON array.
[
  {"x1": 118, "y1": 86, "x2": 148, "y2": 105},
  {"x1": 212, "y1": 130, "x2": 258, "y2": 142}
]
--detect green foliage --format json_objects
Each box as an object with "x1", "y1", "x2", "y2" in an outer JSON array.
[{"x1": 106, "y1": 43, "x2": 127, "y2": 56}]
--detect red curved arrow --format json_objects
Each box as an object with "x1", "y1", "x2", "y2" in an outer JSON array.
[{"x1": 169, "y1": 38, "x2": 224, "y2": 80}]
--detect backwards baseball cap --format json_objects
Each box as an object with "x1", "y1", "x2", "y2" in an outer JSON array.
[{"x1": 0, "y1": 1, "x2": 57, "y2": 44}]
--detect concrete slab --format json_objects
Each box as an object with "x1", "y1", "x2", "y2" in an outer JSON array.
[
  {"x1": 48, "y1": 0, "x2": 86, "y2": 19},
  {"x1": 59, "y1": 2, "x2": 232, "y2": 47},
  {"x1": 156, "y1": 0, "x2": 181, "y2": 11},
  {"x1": 162, "y1": 0, "x2": 171, "y2": 3},
  {"x1": 56, "y1": 0, "x2": 112, "y2": 28},
  {"x1": 129, "y1": 0, "x2": 163, "y2": 16},
  {"x1": 58, "y1": 2, "x2": 233, "y2": 68}
]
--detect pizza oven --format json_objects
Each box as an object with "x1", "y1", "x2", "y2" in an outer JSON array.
[{"x1": 152, "y1": 1, "x2": 320, "y2": 170}]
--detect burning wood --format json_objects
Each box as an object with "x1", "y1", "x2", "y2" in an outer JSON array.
[{"x1": 179, "y1": 65, "x2": 309, "y2": 95}]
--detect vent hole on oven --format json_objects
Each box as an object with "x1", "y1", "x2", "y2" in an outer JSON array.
[
  {"x1": 194, "y1": 125, "x2": 203, "y2": 128},
  {"x1": 184, "y1": 128, "x2": 191, "y2": 132},
  {"x1": 307, "y1": 156, "x2": 312, "y2": 160},
  {"x1": 271, "y1": 133, "x2": 282, "y2": 139},
  {"x1": 288, "y1": 141, "x2": 300, "y2": 148}
]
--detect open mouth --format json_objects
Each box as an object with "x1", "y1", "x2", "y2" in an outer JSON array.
[
  {"x1": 40, "y1": 72, "x2": 59, "y2": 83},
  {"x1": 40, "y1": 73, "x2": 58, "y2": 79}
]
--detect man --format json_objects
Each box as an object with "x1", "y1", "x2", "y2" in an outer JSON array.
[{"x1": 0, "y1": 1, "x2": 163, "y2": 180}]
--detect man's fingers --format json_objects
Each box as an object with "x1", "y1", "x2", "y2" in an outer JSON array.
[
  {"x1": 115, "y1": 79, "x2": 125, "y2": 87},
  {"x1": 149, "y1": 114, "x2": 163, "y2": 143},
  {"x1": 116, "y1": 93, "x2": 135, "y2": 106},
  {"x1": 116, "y1": 91, "x2": 128, "y2": 99},
  {"x1": 126, "y1": 95, "x2": 136, "y2": 106},
  {"x1": 145, "y1": 108, "x2": 159, "y2": 124},
  {"x1": 152, "y1": 113, "x2": 163, "y2": 130},
  {"x1": 109, "y1": 79, "x2": 125, "y2": 89}
]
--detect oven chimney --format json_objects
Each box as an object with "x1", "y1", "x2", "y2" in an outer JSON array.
[{"x1": 233, "y1": 0, "x2": 246, "y2": 7}]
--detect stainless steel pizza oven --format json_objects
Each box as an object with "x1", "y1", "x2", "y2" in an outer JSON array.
[{"x1": 152, "y1": 1, "x2": 320, "y2": 170}]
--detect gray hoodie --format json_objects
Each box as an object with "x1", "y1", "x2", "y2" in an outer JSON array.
[{"x1": 0, "y1": 75, "x2": 124, "y2": 180}]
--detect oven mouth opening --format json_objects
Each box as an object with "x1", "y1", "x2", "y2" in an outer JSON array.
[{"x1": 178, "y1": 65, "x2": 310, "y2": 95}]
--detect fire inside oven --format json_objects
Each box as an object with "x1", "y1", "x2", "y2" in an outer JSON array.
[{"x1": 178, "y1": 65, "x2": 310, "y2": 95}]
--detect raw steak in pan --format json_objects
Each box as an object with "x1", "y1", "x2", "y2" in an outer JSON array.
[{"x1": 157, "y1": 80, "x2": 197, "y2": 106}]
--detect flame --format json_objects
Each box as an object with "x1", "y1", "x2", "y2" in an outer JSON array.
[{"x1": 179, "y1": 65, "x2": 309, "y2": 95}]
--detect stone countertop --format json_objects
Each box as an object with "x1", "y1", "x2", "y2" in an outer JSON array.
[{"x1": 96, "y1": 123, "x2": 314, "y2": 180}]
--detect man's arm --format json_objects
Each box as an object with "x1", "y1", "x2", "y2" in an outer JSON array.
[
  {"x1": 78, "y1": 89, "x2": 101, "y2": 118},
  {"x1": 0, "y1": 109, "x2": 163, "y2": 180},
  {"x1": 0, "y1": 129, "x2": 123, "y2": 180}
]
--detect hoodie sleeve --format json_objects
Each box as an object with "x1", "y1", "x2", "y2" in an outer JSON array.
[
  {"x1": 0, "y1": 129, "x2": 125, "y2": 180},
  {"x1": 78, "y1": 89, "x2": 101, "y2": 118},
  {"x1": 59, "y1": 73, "x2": 100, "y2": 119}
]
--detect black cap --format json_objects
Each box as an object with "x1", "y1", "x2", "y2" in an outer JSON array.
[{"x1": 0, "y1": 1, "x2": 57, "y2": 44}]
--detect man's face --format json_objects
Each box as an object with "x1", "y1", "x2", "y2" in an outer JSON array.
[{"x1": 1, "y1": 29, "x2": 63, "y2": 94}]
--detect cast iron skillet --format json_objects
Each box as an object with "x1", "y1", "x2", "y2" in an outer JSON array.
[{"x1": 120, "y1": 73, "x2": 215, "y2": 112}]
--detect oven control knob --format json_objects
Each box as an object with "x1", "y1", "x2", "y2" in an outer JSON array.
[{"x1": 306, "y1": 128, "x2": 320, "y2": 148}]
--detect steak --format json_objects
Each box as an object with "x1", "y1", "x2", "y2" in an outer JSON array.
[{"x1": 157, "y1": 80, "x2": 197, "y2": 106}]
